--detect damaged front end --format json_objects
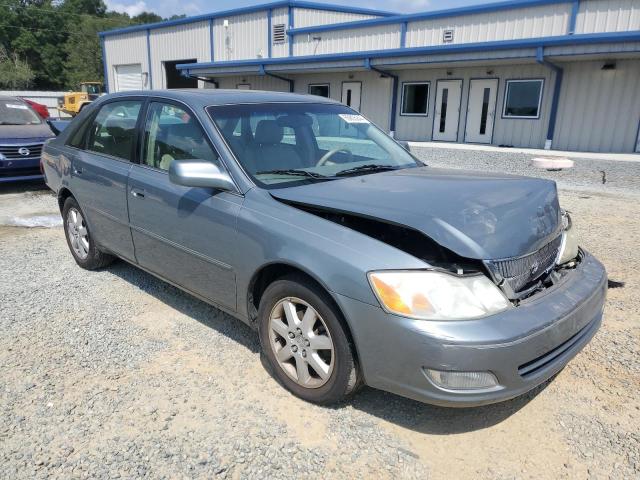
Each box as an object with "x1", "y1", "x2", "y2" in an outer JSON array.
[{"x1": 281, "y1": 198, "x2": 582, "y2": 307}]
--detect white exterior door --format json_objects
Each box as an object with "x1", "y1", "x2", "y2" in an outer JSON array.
[
  {"x1": 114, "y1": 64, "x2": 143, "y2": 92},
  {"x1": 465, "y1": 79, "x2": 498, "y2": 144},
  {"x1": 341, "y1": 82, "x2": 362, "y2": 111},
  {"x1": 432, "y1": 79, "x2": 462, "y2": 142}
]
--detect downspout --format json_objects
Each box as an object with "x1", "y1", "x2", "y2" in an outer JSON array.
[
  {"x1": 146, "y1": 28, "x2": 153, "y2": 89},
  {"x1": 536, "y1": 46, "x2": 563, "y2": 150},
  {"x1": 365, "y1": 58, "x2": 398, "y2": 137},
  {"x1": 259, "y1": 65, "x2": 294, "y2": 92}
]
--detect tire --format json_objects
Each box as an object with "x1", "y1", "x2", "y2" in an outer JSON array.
[
  {"x1": 258, "y1": 274, "x2": 361, "y2": 405},
  {"x1": 62, "y1": 196, "x2": 114, "y2": 270}
]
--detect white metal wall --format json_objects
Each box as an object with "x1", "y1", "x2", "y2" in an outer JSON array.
[
  {"x1": 575, "y1": 0, "x2": 640, "y2": 33},
  {"x1": 293, "y1": 25, "x2": 400, "y2": 56},
  {"x1": 554, "y1": 59, "x2": 640, "y2": 152},
  {"x1": 104, "y1": 31, "x2": 149, "y2": 92},
  {"x1": 149, "y1": 21, "x2": 210, "y2": 89},
  {"x1": 271, "y1": 7, "x2": 289, "y2": 58},
  {"x1": 292, "y1": 8, "x2": 379, "y2": 28},
  {"x1": 406, "y1": 3, "x2": 571, "y2": 48},
  {"x1": 205, "y1": 74, "x2": 291, "y2": 92},
  {"x1": 393, "y1": 62, "x2": 555, "y2": 149},
  {"x1": 213, "y1": 12, "x2": 268, "y2": 61}
]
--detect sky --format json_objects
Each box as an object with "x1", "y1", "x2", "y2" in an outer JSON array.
[{"x1": 104, "y1": 0, "x2": 488, "y2": 20}]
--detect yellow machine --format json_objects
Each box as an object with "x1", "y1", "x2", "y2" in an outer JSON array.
[{"x1": 57, "y1": 82, "x2": 103, "y2": 116}]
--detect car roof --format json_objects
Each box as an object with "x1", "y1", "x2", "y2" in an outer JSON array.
[
  {"x1": 0, "y1": 96, "x2": 24, "y2": 102},
  {"x1": 103, "y1": 89, "x2": 340, "y2": 107}
]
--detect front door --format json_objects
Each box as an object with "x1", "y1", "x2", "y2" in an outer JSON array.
[
  {"x1": 432, "y1": 79, "x2": 462, "y2": 142},
  {"x1": 465, "y1": 79, "x2": 498, "y2": 144},
  {"x1": 127, "y1": 100, "x2": 242, "y2": 310},
  {"x1": 341, "y1": 82, "x2": 362, "y2": 111}
]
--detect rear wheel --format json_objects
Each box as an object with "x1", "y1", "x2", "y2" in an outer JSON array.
[
  {"x1": 258, "y1": 275, "x2": 360, "y2": 404},
  {"x1": 62, "y1": 197, "x2": 114, "y2": 270}
]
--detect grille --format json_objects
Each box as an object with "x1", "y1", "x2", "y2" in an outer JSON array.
[
  {"x1": 485, "y1": 235, "x2": 562, "y2": 295},
  {"x1": 0, "y1": 143, "x2": 44, "y2": 160}
]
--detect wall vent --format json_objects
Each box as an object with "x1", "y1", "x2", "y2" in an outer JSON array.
[
  {"x1": 273, "y1": 24, "x2": 286, "y2": 44},
  {"x1": 443, "y1": 29, "x2": 454, "y2": 43}
]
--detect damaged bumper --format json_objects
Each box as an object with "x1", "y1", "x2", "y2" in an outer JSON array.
[{"x1": 335, "y1": 251, "x2": 607, "y2": 407}]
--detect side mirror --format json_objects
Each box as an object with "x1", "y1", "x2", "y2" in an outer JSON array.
[{"x1": 169, "y1": 159, "x2": 236, "y2": 191}]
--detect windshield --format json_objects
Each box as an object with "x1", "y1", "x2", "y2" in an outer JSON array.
[
  {"x1": 207, "y1": 102, "x2": 421, "y2": 188},
  {"x1": 0, "y1": 100, "x2": 41, "y2": 125},
  {"x1": 82, "y1": 84, "x2": 101, "y2": 94}
]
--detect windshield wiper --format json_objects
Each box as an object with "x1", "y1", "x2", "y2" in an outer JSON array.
[
  {"x1": 255, "y1": 169, "x2": 331, "y2": 180},
  {"x1": 335, "y1": 164, "x2": 399, "y2": 177}
]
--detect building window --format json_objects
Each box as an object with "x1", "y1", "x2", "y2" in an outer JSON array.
[
  {"x1": 308, "y1": 84, "x2": 330, "y2": 98},
  {"x1": 401, "y1": 82, "x2": 429, "y2": 116},
  {"x1": 503, "y1": 79, "x2": 544, "y2": 119},
  {"x1": 273, "y1": 24, "x2": 286, "y2": 44}
]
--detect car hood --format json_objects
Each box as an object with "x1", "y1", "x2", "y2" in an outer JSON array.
[
  {"x1": 270, "y1": 167, "x2": 561, "y2": 260},
  {"x1": 0, "y1": 123, "x2": 54, "y2": 140}
]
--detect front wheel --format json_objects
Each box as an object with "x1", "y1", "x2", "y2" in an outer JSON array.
[
  {"x1": 258, "y1": 275, "x2": 360, "y2": 404},
  {"x1": 62, "y1": 197, "x2": 114, "y2": 270}
]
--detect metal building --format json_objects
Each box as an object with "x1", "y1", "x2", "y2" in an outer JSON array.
[{"x1": 100, "y1": 0, "x2": 640, "y2": 153}]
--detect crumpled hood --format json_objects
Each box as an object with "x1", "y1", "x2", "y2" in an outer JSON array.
[
  {"x1": 270, "y1": 167, "x2": 561, "y2": 260},
  {"x1": 0, "y1": 123, "x2": 54, "y2": 140}
]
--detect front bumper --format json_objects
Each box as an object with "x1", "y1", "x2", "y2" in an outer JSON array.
[
  {"x1": 0, "y1": 157, "x2": 43, "y2": 183},
  {"x1": 336, "y1": 251, "x2": 607, "y2": 407}
]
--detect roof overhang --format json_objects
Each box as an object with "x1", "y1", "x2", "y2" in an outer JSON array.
[{"x1": 176, "y1": 31, "x2": 640, "y2": 77}]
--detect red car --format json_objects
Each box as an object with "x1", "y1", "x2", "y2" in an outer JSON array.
[{"x1": 22, "y1": 99, "x2": 50, "y2": 119}]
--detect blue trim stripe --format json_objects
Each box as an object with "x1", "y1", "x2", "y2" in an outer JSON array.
[
  {"x1": 176, "y1": 31, "x2": 640, "y2": 72},
  {"x1": 209, "y1": 18, "x2": 215, "y2": 61},
  {"x1": 100, "y1": 36, "x2": 109, "y2": 92},
  {"x1": 268, "y1": 9, "x2": 273, "y2": 58},
  {"x1": 288, "y1": 5, "x2": 294, "y2": 57},
  {"x1": 568, "y1": 0, "x2": 580, "y2": 34},
  {"x1": 286, "y1": 0, "x2": 572, "y2": 36},
  {"x1": 400, "y1": 21, "x2": 407, "y2": 48},
  {"x1": 99, "y1": 0, "x2": 393, "y2": 38}
]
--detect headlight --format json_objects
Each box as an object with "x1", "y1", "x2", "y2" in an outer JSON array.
[
  {"x1": 368, "y1": 270, "x2": 510, "y2": 320},
  {"x1": 557, "y1": 210, "x2": 579, "y2": 264}
]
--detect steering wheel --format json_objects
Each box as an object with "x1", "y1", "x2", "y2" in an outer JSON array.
[{"x1": 316, "y1": 148, "x2": 353, "y2": 167}]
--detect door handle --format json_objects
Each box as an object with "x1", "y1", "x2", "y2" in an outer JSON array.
[{"x1": 131, "y1": 188, "x2": 145, "y2": 198}]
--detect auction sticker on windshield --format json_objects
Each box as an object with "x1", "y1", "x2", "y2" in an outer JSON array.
[
  {"x1": 339, "y1": 114, "x2": 369, "y2": 124},
  {"x1": 6, "y1": 104, "x2": 29, "y2": 110}
]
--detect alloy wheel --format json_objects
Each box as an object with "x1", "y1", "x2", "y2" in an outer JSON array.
[
  {"x1": 268, "y1": 297, "x2": 335, "y2": 388},
  {"x1": 66, "y1": 207, "x2": 90, "y2": 260}
]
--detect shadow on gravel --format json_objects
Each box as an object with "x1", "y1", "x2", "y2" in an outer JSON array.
[
  {"x1": 105, "y1": 260, "x2": 553, "y2": 435},
  {"x1": 108, "y1": 261, "x2": 260, "y2": 354},
  {"x1": 0, "y1": 180, "x2": 49, "y2": 195},
  {"x1": 350, "y1": 376, "x2": 555, "y2": 434}
]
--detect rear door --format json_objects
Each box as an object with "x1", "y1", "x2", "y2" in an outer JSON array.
[
  {"x1": 68, "y1": 98, "x2": 143, "y2": 261},
  {"x1": 127, "y1": 99, "x2": 242, "y2": 309}
]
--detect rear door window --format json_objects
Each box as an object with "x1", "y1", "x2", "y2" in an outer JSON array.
[{"x1": 85, "y1": 101, "x2": 142, "y2": 161}]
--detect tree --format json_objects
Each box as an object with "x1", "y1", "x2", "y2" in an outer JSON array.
[{"x1": 0, "y1": 45, "x2": 35, "y2": 89}]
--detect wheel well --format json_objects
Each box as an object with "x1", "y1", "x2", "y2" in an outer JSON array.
[
  {"x1": 247, "y1": 262, "x2": 361, "y2": 367},
  {"x1": 57, "y1": 188, "x2": 73, "y2": 212}
]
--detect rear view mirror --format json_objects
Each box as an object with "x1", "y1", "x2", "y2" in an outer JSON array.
[{"x1": 169, "y1": 159, "x2": 236, "y2": 191}]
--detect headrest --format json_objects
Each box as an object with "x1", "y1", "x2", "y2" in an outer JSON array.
[
  {"x1": 255, "y1": 120, "x2": 283, "y2": 145},
  {"x1": 105, "y1": 118, "x2": 136, "y2": 138},
  {"x1": 165, "y1": 122, "x2": 200, "y2": 141}
]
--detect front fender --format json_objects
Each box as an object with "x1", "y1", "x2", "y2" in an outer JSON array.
[{"x1": 233, "y1": 188, "x2": 427, "y2": 320}]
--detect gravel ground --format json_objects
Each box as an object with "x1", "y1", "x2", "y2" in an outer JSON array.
[{"x1": 1, "y1": 153, "x2": 639, "y2": 479}]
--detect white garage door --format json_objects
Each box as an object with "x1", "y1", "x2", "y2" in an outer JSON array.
[{"x1": 114, "y1": 64, "x2": 143, "y2": 92}]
